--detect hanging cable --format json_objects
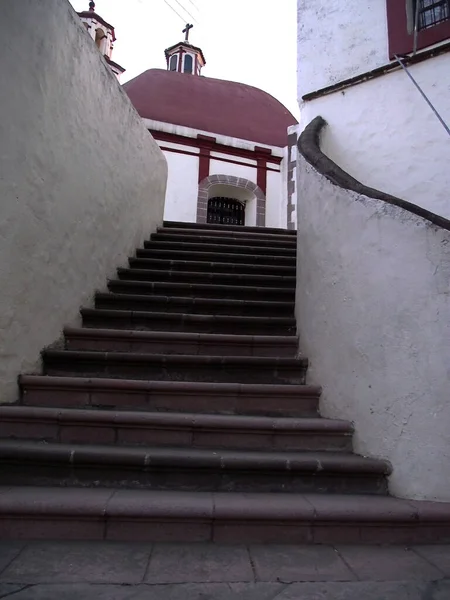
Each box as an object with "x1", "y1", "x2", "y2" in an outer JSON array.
[
  {"x1": 186, "y1": 0, "x2": 199, "y2": 10},
  {"x1": 173, "y1": 0, "x2": 198, "y2": 23},
  {"x1": 162, "y1": 0, "x2": 186, "y2": 23}
]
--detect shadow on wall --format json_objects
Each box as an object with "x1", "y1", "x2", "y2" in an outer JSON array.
[
  {"x1": 0, "y1": 0, "x2": 167, "y2": 404},
  {"x1": 295, "y1": 116, "x2": 450, "y2": 502}
]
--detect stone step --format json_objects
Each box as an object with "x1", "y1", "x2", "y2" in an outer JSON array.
[
  {"x1": 162, "y1": 221, "x2": 297, "y2": 238},
  {"x1": 0, "y1": 406, "x2": 354, "y2": 452},
  {"x1": 108, "y1": 279, "x2": 295, "y2": 301},
  {"x1": 135, "y1": 248, "x2": 296, "y2": 267},
  {"x1": 42, "y1": 350, "x2": 308, "y2": 385},
  {"x1": 117, "y1": 268, "x2": 296, "y2": 289},
  {"x1": 152, "y1": 231, "x2": 296, "y2": 249},
  {"x1": 128, "y1": 257, "x2": 296, "y2": 276},
  {"x1": 19, "y1": 376, "x2": 321, "y2": 417},
  {"x1": 94, "y1": 293, "x2": 294, "y2": 318},
  {"x1": 81, "y1": 308, "x2": 296, "y2": 335},
  {"x1": 146, "y1": 238, "x2": 297, "y2": 256},
  {"x1": 0, "y1": 440, "x2": 390, "y2": 494},
  {"x1": 64, "y1": 328, "x2": 298, "y2": 357},
  {"x1": 0, "y1": 486, "x2": 448, "y2": 544},
  {"x1": 157, "y1": 227, "x2": 296, "y2": 245}
]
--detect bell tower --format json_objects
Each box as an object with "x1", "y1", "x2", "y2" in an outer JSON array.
[
  {"x1": 165, "y1": 24, "x2": 206, "y2": 75},
  {"x1": 77, "y1": 1, "x2": 125, "y2": 80}
]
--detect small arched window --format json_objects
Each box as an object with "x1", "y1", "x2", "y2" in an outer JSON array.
[
  {"x1": 95, "y1": 28, "x2": 106, "y2": 51},
  {"x1": 184, "y1": 54, "x2": 193, "y2": 74},
  {"x1": 169, "y1": 55, "x2": 178, "y2": 71}
]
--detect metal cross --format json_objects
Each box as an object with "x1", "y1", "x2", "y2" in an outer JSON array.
[{"x1": 183, "y1": 23, "x2": 193, "y2": 42}]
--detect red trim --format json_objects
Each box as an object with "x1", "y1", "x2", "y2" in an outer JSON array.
[
  {"x1": 164, "y1": 42, "x2": 206, "y2": 66},
  {"x1": 149, "y1": 129, "x2": 282, "y2": 165},
  {"x1": 77, "y1": 11, "x2": 116, "y2": 41},
  {"x1": 177, "y1": 50, "x2": 184, "y2": 72},
  {"x1": 158, "y1": 145, "x2": 280, "y2": 172},
  {"x1": 256, "y1": 158, "x2": 267, "y2": 195},
  {"x1": 387, "y1": 0, "x2": 450, "y2": 58},
  {"x1": 104, "y1": 55, "x2": 125, "y2": 74},
  {"x1": 196, "y1": 135, "x2": 214, "y2": 183}
]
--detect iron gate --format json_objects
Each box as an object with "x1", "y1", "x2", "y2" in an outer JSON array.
[{"x1": 207, "y1": 197, "x2": 245, "y2": 226}]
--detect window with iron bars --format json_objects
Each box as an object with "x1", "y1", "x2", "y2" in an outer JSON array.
[{"x1": 417, "y1": 0, "x2": 450, "y2": 30}]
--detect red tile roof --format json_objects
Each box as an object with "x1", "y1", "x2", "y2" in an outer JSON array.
[{"x1": 123, "y1": 69, "x2": 297, "y2": 147}]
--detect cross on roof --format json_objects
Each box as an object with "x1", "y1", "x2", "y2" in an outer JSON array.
[{"x1": 183, "y1": 23, "x2": 193, "y2": 42}]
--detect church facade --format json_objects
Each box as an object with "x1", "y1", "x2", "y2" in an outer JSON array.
[{"x1": 77, "y1": 5, "x2": 298, "y2": 229}]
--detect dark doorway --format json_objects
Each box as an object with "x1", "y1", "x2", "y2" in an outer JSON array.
[{"x1": 207, "y1": 197, "x2": 245, "y2": 226}]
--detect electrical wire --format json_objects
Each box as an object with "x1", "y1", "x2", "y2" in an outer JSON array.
[
  {"x1": 186, "y1": 0, "x2": 199, "y2": 10},
  {"x1": 173, "y1": 0, "x2": 198, "y2": 23},
  {"x1": 162, "y1": 0, "x2": 186, "y2": 23}
]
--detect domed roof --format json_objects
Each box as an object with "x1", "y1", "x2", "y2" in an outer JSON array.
[{"x1": 123, "y1": 69, "x2": 297, "y2": 147}]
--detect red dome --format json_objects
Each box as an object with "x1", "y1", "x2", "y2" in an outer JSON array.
[{"x1": 123, "y1": 69, "x2": 297, "y2": 147}]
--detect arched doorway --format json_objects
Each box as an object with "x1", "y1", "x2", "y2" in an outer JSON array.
[
  {"x1": 197, "y1": 175, "x2": 266, "y2": 227},
  {"x1": 207, "y1": 197, "x2": 245, "y2": 226}
]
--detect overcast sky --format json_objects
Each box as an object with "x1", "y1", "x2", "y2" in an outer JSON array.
[{"x1": 69, "y1": 0, "x2": 299, "y2": 118}]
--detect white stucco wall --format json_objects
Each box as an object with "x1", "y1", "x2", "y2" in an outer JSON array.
[
  {"x1": 296, "y1": 154, "x2": 450, "y2": 501},
  {"x1": 209, "y1": 160, "x2": 256, "y2": 184},
  {"x1": 266, "y1": 170, "x2": 283, "y2": 228},
  {"x1": 298, "y1": 0, "x2": 388, "y2": 97},
  {"x1": 161, "y1": 149, "x2": 199, "y2": 223},
  {"x1": 297, "y1": 0, "x2": 450, "y2": 217},
  {"x1": 145, "y1": 118, "x2": 287, "y2": 228},
  {"x1": 0, "y1": 0, "x2": 167, "y2": 404}
]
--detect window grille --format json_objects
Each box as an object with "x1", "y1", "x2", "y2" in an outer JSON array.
[
  {"x1": 417, "y1": 0, "x2": 450, "y2": 29},
  {"x1": 207, "y1": 198, "x2": 245, "y2": 226}
]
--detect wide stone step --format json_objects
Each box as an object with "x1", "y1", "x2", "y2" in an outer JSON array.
[
  {"x1": 81, "y1": 308, "x2": 296, "y2": 335},
  {"x1": 0, "y1": 406, "x2": 353, "y2": 452},
  {"x1": 94, "y1": 293, "x2": 294, "y2": 318},
  {"x1": 152, "y1": 231, "x2": 297, "y2": 249},
  {"x1": 64, "y1": 328, "x2": 298, "y2": 357},
  {"x1": 162, "y1": 221, "x2": 297, "y2": 239},
  {"x1": 0, "y1": 486, "x2": 448, "y2": 544},
  {"x1": 128, "y1": 257, "x2": 295, "y2": 276},
  {"x1": 135, "y1": 248, "x2": 296, "y2": 266},
  {"x1": 19, "y1": 376, "x2": 321, "y2": 417},
  {"x1": 0, "y1": 440, "x2": 390, "y2": 494},
  {"x1": 117, "y1": 268, "x2": 296, "y2": 289},
  {"x1": 146, "y1": 238, "x2": 297, "y2": 256},
  {"x1": 42, "y1": 350, "x2": 307, "y2": 385},
  {"x1": 108, "y1": 279, "x2": 295, "y2": 301},
  {"x1": 155, "y1": 227, "x2": 297, "y2": 248}
]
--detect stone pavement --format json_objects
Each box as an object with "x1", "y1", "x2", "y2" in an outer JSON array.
[{"x1": 0, "y1": 541, "x2": 449, "y2": 599}]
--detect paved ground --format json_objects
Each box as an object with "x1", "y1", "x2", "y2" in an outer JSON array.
[{"x1": 0, "y1": 541, "x2": 449, "y2": 599}]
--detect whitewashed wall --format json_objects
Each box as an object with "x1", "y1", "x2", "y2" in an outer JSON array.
[
  {"x1": 266, "y1": 170, "x2": 282, "y2": 227},
  {"x1": 160, "y1": 144, "x2": 199, "y2": 223},
  {"x1": 296, "y1": 154, "x2": 450, "y2": 501},
  {"x1": 145, "y1": 119, "x2": 287, "y2": 227},
  {"x1": 297, "y1": 0, "x2": 450, "y2": 217},
  {"x1": 0, "y1": 0, "x2": 167, "y2": 404}
]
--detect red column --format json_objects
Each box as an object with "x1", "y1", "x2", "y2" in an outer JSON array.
[{"x1": 197, "y1": 134, "x2": 216, "y2": 183}]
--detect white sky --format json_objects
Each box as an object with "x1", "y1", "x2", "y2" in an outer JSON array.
[{"x1": 69, "y1": 0, "x2": 299, "y2": 119}]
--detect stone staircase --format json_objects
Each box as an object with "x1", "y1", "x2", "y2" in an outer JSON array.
[{"x1": 0, "y1": 221, "x2": 449, "y2": 543}]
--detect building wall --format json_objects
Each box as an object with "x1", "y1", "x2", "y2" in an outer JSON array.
[
  {"x1": 296, "y1": 154, "x2": 450, "y2": 501},
  {"x1": 144, "y1": 119, "x2": 287, "y2": 228},
  {"x1": 266, "y1": 170, "x2": 282, "y2": 228},
  {"x1": 160, "y1": 144, "x2": 199, "y2": 223},
  {"x1": 0, "y1": 0, "x2": 167, "y2": 404},
  {"x1": 297, "y1": 0, "x2": 450, "y2": 217}
]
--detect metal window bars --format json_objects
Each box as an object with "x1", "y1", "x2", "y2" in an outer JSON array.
[
  {"x1": 206, "y1": 198, "x2": 245, "y2": 226},
  {"x1": 417, "y1": 0, "x2": 450, "y2": 30}
]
